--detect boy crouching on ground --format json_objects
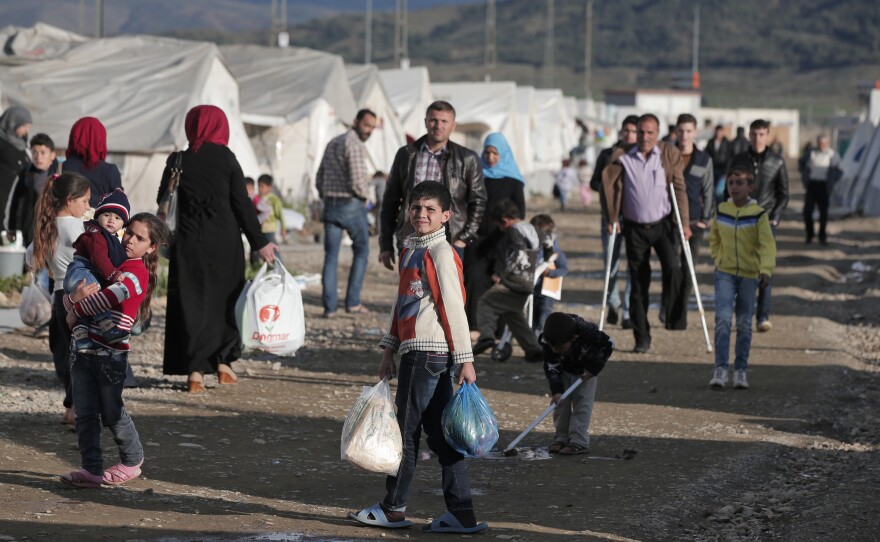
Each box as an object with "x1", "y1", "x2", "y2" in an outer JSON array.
[
  {"x1": 540, "y1": 312, "x2": 614, "y2": 455},
  {"x1": 349, "y1": 181, "x2": 487, "y2": 534},
  {"x1": 708, "y1": 166, "x2": 776, "y2": 390}
]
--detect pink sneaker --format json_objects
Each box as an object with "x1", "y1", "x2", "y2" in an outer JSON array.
[
  {"x1": 102, "y1": 460, "x2": 143, "y2": 485},
  {"x1": 60, "y1": 469, "x2": 103, "y2": 489}
]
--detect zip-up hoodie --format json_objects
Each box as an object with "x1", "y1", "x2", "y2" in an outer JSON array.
[{"x1": 709, "y1": 199, "x2": 776, "y2": 279}]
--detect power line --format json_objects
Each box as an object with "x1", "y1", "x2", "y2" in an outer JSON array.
[{"x1": 543, "y1": 0, "x2": 555, "y2": 87}]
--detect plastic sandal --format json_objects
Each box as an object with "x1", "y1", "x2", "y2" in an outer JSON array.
[
  {"x1": 60, "y1": 469, "x2": 103, "y2": 489},
  {"x1": 348, "y1": 503, "x2": 413, "y2": 529},
  {"x1": 559, "y1": 443, "x2": 590, "y2": 455},
  {"x1": 421, "y1": 511, "x2": 488, "y2": 534},
  {"x1": 548, "y1": 441, "x2": 566, "y2": 454},
  {"x1": 102, "y1": 460, "x2": 143, "y2": 485}
]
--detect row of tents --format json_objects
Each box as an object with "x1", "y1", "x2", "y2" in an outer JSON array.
[{"x1": 0, "y1": 23, "x2": 590, "y2": 213}]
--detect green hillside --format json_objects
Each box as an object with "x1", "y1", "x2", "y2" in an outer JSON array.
[{"x1": 172, "y1": 0, "x2": 880, "y2": 121}]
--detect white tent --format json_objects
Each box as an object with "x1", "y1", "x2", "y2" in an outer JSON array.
[
  {"x1": 0, "y1": 31, "x2": 259, "y2": 214},
  {"x1": 835, "y1": 120, "x2": 880, "y2": 216},
  {"x1": 515, "y1": 86, "x2": 536, "y2": 176},
  {"x1": 345, "y1": 64, "x2": 407, "y2": 174},
  {"x1": 221, "y1": 45, "x2": 357, "y2": 203},
  {"x1": 0, "y1": 23, "x2": 87, "y2": 64},
  {"x1": 431, "y1": 81, "x2": 520, "y2": 160},
  {"x1": 379, "y1": 67, "x2": 433, "y2": 140}
]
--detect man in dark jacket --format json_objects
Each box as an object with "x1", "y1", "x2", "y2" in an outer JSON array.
[
  {"x1": 378, "y1": 100, "x2": 487, "y2": 269},
  {"x1": 706, "y1": 125, "x2": 731, "y2": 196},
  {"x1": 590, "y1": 115, "x2": 638, "y2": 329},
  {"x1": 730, "y1": 126, "x2": 750, "y2": 158},
  {"x1": 729, "y1": 118, "x2": 789, "y2": 332}
]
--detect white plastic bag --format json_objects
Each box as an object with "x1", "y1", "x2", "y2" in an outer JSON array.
[
  {"x1": 340, "y1": 379, "x2": 403, "y2": 476},
  {"x1": 19, "y1": 274, "x2": 53, "y2": 328},
  {"x1": 235, "y1": 261, "x2": 305, "y2": 356}
]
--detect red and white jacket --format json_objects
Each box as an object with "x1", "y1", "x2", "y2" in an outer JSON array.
[{"x1": 64, "y1": 258, "x2": 148, "y2": 351}]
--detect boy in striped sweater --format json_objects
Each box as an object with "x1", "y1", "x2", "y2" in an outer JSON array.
[
  {"x1": 349, "y1": 181, "x2": 487, "y2": 534},
  {"x1": 708, "y1": 166, "x2": 776, "y2": 389}
]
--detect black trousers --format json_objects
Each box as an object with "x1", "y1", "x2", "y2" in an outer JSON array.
[
  {"x1": 804, "y1": 181, "x2": 829, "y2": 242},
  {"x1": 624, "y1": 216, "x2": 686, "y2": 345}
]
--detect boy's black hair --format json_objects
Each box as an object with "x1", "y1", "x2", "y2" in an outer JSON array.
[
  {"x1": 491, "y1": 199, "x2": 522, "y2": 223},
  {"x1": 258, "y1": 174, "x2": 273, "y2": 185},
  {"x1": 676, "y1": 113, "x2": 698, "y2": 127},
  {"x1": 621, "y1": 115, "x2": 639, "y2": 128},
  {"x1": 542, "y1": 313, "x2": 578, "y2": 346},
  {"x1": 530, "y1": 213, "x2": 555, "y2": 232},
  {"x1": 244, "y1": 176, "x2": 255, "y2": 186},
  {"x1": 749, "y1": 119, "x2": 771, "y2": 131},
  {"x1": 30, "y1": 133, "x2": 55, "y2": 151},
  {"x1": 728, "y1": 165, "x2": 756, "y2": 184},
  {"x1": 409, "y1": 181, "x2": 452, "y2": 211},
  {"x1": 356, "y1": 108, "x2": 377, "y2": 121}
]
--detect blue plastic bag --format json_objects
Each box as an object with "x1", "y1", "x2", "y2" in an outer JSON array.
[{"x1": 441, "y1": 382, "x2": 499, "y2": 458}]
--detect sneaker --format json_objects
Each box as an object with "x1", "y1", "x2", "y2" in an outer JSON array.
[
  {"x1": 633, "y1": 340, "x2": 651, "y2": 354},
  {"x1": 709, "y1": 367, "x2": 728, "y2": 388},
  {"x1": 757, "y1": 320, "x2": 772, "y2": 332},
  {"x1": 607, "y1": 305, "x2": 619, "y2": 325},
  {"x1": 733, "y1": 370, "x2": 749, "y2": 389}
]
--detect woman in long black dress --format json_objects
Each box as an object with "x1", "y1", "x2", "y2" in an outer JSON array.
[
  {"x1": 463, "y1": 132, "x2": 526, "y2": 330},
  {"x1": 159, "y1": 105, "x2": 277, "y2": 392},
  {"x1": 63, "y1": 117, "x2": 123, "y2": 207}
]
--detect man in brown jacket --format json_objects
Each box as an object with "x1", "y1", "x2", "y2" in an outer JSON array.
[{"x1": 600, "y1": 113, "x2": 690, "y2": 353}]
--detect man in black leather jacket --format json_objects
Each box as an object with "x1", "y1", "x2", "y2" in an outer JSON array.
[
  {"x1": 729, "y1": 118, "x2": 789, "y2": 332},
  {"x1": 378, "y1": 101, "x2": 487, "y2": 269}
]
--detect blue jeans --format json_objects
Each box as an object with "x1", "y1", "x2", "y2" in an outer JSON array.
[
  {"x1": 756, "y1": 224, "x2": 777, "y2": 323},
  {"x1": 383, "y1": 351, "x2": 474, "y2": 516},
  {"x1": 714, "y1": 270, "x2": 758, "y2": 370},
  {"x1": 600, "y1": 218, "x2": 630, "y2": 318},
  {"x1": 71, "y1": 350, "x2": 144, "y2": 475},
  {"x1": 64, "y1": 257, "x2": 113, "y2": 326},
  {"x1": 532, "y1": 294, "x2": 555, "y2": 334},
  {"x1": 321, "y1": 198, "x2": 370, "y2": 313}
]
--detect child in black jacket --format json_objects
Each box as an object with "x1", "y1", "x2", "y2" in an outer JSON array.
[{"x1": 540, "y1": 312, "x2": 614, "y2": 455}]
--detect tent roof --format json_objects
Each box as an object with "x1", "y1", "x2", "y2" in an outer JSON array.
[
  {"x1": 431, "y1": 81, "x2": 518, "y2": 133},
  {"x1": 221, "y1": 45, "x2": 356, "y2": 127},
  {"x1": 0, "y1": 23, "x2": 87, "y2": 64},
  {"x1": 379, "y1": 67, "x2": 432, "y2": 132},
  {"x1": 345, "y1": 64, "x2": 382, "y2": 108},
  {"x1": 0, "y1": 33, "x2": 226, "y2": 152}
]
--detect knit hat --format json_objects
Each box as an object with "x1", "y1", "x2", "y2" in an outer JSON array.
[
  {"x1": 94, "y1": 188, "x2": 130, "y2": 225},
  {"x1": 542, "y1": 313, "x2": 578, "y2": 346}
]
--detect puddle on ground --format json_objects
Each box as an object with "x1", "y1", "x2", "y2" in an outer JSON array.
[{"x1": 159, "y1": 534, "x2": 371, "y2": 542}]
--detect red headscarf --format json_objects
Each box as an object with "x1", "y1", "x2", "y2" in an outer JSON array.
[
  {"x1": 66, "y1": 117, "x2": 108, "y2": 170},
  {"x1": 185, "y1": 105, "x2": 230, "y2": 153}
]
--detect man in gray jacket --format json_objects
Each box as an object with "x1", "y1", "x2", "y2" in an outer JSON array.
[{"x1": 379, "y1": 101, "x2": 487, "y2": 269}]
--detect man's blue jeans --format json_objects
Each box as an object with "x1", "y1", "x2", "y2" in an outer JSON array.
[
  {"x1": 714, "y1": 270, "x2": 758, "y2": 371},
  {"x1": 756, "y1": 224, "x2": 777, "y2": 324},
  {"x1": 321, "y1": 198, "x2": 370, "y2": 314},
  {"x1": 71, "y1": 350, "x2": 144, "y2": 475},
  {"x1": 600, "y1": 217, "x2": 630, "y2": 318},
  {"x1": 383, "y1": 351, "x2": 474, "y2": 516}
]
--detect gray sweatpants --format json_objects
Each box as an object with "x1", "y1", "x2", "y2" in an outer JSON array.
[
  {"x1": 476, "y1": 284, "x2": 542, "y2": 356},
  {"x1": 552, "y1": 371, "x2": 598, "y2": 449}
]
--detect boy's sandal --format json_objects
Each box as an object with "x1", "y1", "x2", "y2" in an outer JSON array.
[
  {"x1": 559, "y1": 444, "x2": 590, "y2": 455},
  {"x1": 548, "y1": 441, "x2": 566, "y2": 454},
  {"x1": 421, "y1": 511, "x2": 488, "y2": 534},
  {"x1": 348, "y1": 503, "x2": 413, "y2": 529},
  {"x1": 60, "y1": 469, "x2": 103, "y2": 489},
  {"x1": 103, "y1": 460, "x2": 143, "y2": 485}
]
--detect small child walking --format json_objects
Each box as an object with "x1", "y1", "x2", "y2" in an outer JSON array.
[
  {"x1": 60, "y1": 213, "x2": 170, "y2": 488},
  {"x1": 349, "y1": 181, "x2": 487, "y2": 534},
  {"x1": 708, "y1": 166, "x2": 776, "y2": 389},
  {"x1": 64, "y1": 188, "x2": 132, "y2": 350},
  {"x1": 530, "y1": 214, "x2": 569, "y2": 334},
  {"x1": 540, "y1": 312, "x2": 614, "y2": 455}
]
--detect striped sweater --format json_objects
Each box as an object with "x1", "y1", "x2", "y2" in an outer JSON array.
[
  {"x1": 378, "y1": 228, "x2": 474, "y2": 364},
  {"x1": 709, "y1": 199, "x2": 776, "y2": 279},
  {"x1": 64, "y1": 258, "x2": 148, "y2": 351}
]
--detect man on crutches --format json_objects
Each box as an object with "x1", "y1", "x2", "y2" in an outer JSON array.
[{"x1": 599, "y1": 113, "x2": 691, "y2": 353}]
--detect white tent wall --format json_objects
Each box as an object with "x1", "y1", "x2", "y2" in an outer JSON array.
[
  {"x1": 833, "y1": 120, "x2": 876, "y2": 210},
  {"x1": 844, "y1": 122, "x2": 880, "y2": 216},
  {"x1": 531, "y1": 89, "x2": 574, "y2": 194},
  {"x1": 700, "y1": 107, "x2": 800, "y2": 159},
  {"x1": 345, "y1": 64, "x2": 407, "y2": 174},
  {"x1": 379, "y1": 67, "x2": 433, "y2": 140},
  {"x1": 870, "y1": 89, "x2": 880, "y2": 125},
  {"x1": 515, "y1": 86, "x2": 536, "y2": 176},
  {"x1": 431, "y1": 81, "x2": 520, "y2": 163}
]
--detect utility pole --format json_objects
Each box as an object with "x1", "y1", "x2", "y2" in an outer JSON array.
[
  {"x1": 95, "y1": 0, "x2": 104, "y2": 38},
  {"x1": 270, "y1": 0, "x2": 289, "y2": 47},
  {"x1": 691, "y1": 4, "x2": 700, "y2": 89},
  {"x1": 394, "y1": 0, "x2": 410, "y2": 69},
  {"x1": 79, "y1": 0, "x2": 87, "y2": 35},
  {"x1": 543, "y1": 0, "x2": 555, "y2": 88},
  {"x1": 484, "y1": 0, "x2": 496, "y2": 81},
  {"x1": 584, "y1": 0, "x2": 593, "y2": 100},
  {"x1": 365, "y1": 0, "x2": 373, "y2": 64}
]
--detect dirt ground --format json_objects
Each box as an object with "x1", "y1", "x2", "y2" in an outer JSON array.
[{"x1": 1, "y1": 186, "x2": 878, "y2": 542}]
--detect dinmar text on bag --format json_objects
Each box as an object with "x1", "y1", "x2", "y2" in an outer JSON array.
[{"x1": 251, "y1": 331, "x2": 291, "y2": 343}]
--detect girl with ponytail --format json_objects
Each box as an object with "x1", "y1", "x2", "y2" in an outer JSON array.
[{"x1": 31, "y1": 172, "x2": 91, "y2": 425}]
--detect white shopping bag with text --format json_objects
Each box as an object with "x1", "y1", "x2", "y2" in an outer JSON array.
[{"x1": 235, "y1": 262, "x2": 305, "y2": 356}]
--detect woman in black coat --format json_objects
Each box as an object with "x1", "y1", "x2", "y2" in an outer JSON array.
[
  {"x1": 463, "y1": 132, "x2": 526, "y2": 329},
  {"x1": 0, "y1": 106, "x2": 32, "y2": 230},
  {"x1": 158, "y1": 105, "x2": 277, "y2": 393},
  {"x1": 63, "y1": 117, "x2": 122, "y2": 207}
]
